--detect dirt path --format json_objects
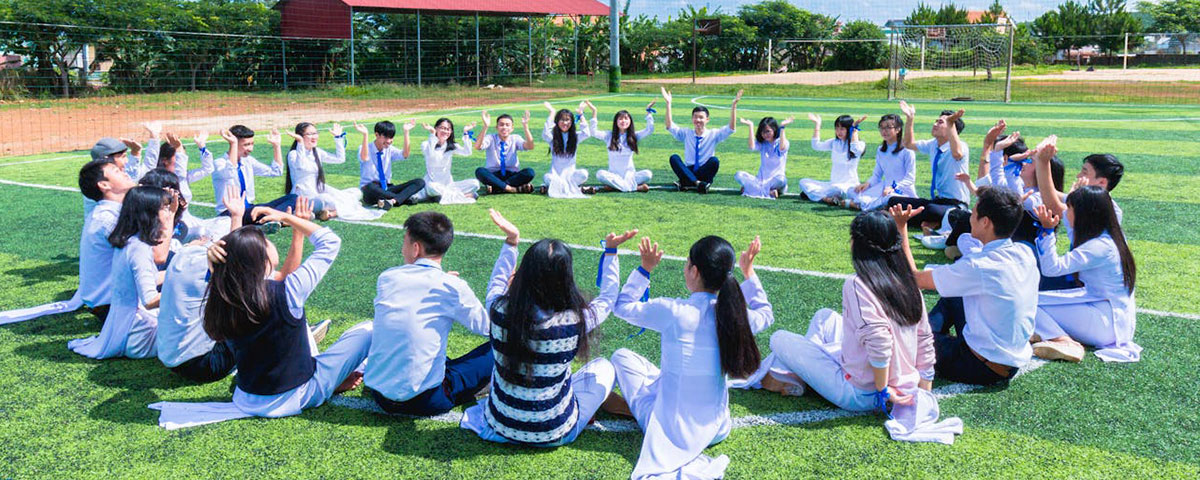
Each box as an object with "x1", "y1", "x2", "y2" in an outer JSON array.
[{"x1": 626, "y1": 67, "x2": 1200, "y2": 86}]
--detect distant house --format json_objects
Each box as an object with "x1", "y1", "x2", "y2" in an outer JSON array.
[{"x1": 0, "y1": 54, "x2": 21, "y2": 70}]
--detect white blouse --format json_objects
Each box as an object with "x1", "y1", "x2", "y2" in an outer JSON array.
[
  {"x1": 420, "y1": 134, "x2": 474, "y2": 186},
  {"x1": 542, "y1": 114, "x2": 591, "y2": 174},
  {"x1": 811, "y1": 136, "x2": 866, "y2": 187},
  {"x1": 588, "y1": 113, "x2": 654, "y2": 176},
  {"x1": 286, "y1": 136, "x2": 348, "y2": 198}
]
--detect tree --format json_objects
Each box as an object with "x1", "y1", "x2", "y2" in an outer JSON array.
[
  {"x1": 738, "y1": 0, "x2": 836, "y2": 71},
  {"x1": 1034, "y1": 0, "x2": 1094, "y2": 67},
  {"x1": 906, "y1": 2, "x2": 970, "y2": 25},
  {"x1": 978, "y1": 0, "x2": 1006, "y2": 24},
  {"x1": 1013, "y1": 21, "x2": 1052, "y2": 64},
  {"x1": 1089, "y1": 0, "x2": 1142, "y2": 53},
  {"x1": 1138, "y1": 0, "x2": 1200, "y2": 54},
  {"x1": 826, "y1": 20, "x2": 886, "y2": 70}
]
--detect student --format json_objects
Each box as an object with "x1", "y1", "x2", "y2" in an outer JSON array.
[
  {"x1": 156, "y1": 190, "x2": 330, "y2": 382},
  {"x1": 211, "y1": 125, "x2": 294, "y2": 226},
  {"x1": 363, "y1": 211, "x2": 499, "y2": 416},
  {"x1": 604, "y1": 235, "x2": 772, "y2": 479},
  {"x1": 284, "y1": 121, "x2": 383, "y2": 221},
  {"x1": 77, "y1": 157, "x2": 139, "y2": 321},
  {"x1": 798, "y1": 113, "x2": 867, "y2": 205},
  {"x1": 460, "y1": 212, "x2": 637, "y2": 447},
  {"x1": 142, "y1": 122, "x2": 212, "y2": 206},
  {"x1": 585, "y1": 100, "x2": 655, "y2": 192},
  {"x1": 1031, "y1": 187, "x2": 1140, "y2": 363},
  {"x1": 473, "y1": 110, "x2": 536, "y2": 194},
  {"x1": 1034, "y1": 136, "x2": 1125, "y2": 225},
  {"x1": 843, "y1": 114, "x2": 917, "y2": 211},
  {"x1": 747, "y1": 211, "x2": 935, "y2": 414},
  {"x1": 411, "y1": 118, "x2": 481, "y2": 204},
  {"x1": 202, "y1": 207, "x2": 369, "y2": 420},
  {"x1": 886, "y1": 103, "x2": 969, "y2": 230},
  {"x1": 891, "y1": 187, "x2": 1038, "y2": 386},
  {"x1": 357, "y1": 120, "x2": 426, "y2": 210},
  {"x1": 68, "y1": 186, "x2": 179, "y2": 359},
  {"x1": 662, "y1": 87, "x2": 742, "y2": 194},
  {"x1": 81, "y1": 138, "x2": 147, "y2": 222},
  {"x1": 541, "y1": 102, "x2": 594, "y2": 198},
  {"x1": 735, "y1": 115, "x2": 793, "y2": 199}
]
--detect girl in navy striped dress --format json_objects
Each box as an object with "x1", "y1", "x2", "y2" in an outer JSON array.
[{"x1": 459, "y1": 210, "x2": 637, "y2": 446}]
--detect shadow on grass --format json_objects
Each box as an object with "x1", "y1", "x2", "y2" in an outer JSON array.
[{"x1": 3, "y1": 254, "x2": 79, "y2": 287}]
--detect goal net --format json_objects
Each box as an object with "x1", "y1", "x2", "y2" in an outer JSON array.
[{"x1": 888, "y1": 23, "x2": 1014, "y2": 102}]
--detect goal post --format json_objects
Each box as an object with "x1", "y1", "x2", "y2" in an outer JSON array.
[{"x1": 888, "y1": 22, "x2": 1015, "y2": 103}]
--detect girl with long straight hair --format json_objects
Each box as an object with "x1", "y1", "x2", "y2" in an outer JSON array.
[
  {"x1": 285, "y1": 121, "x2": 384, "y2": 221},
  {"x1": 410, "y1": 117, "x2": 482, "y2": 204},
  {"x1": 799, "y1": 113, "x2": 867, "y2": 205},
  {"x1": 540, "y1": 102, "x2": 594, "y2": 198},
  {"x1": 1032, "y1": 186, "x2": 1140, "y2": 363},
  {"x1": 585, "y1": 100, "x2": 656, "y2": 192},
  {"x1": 735, "y1": 115, "x2": 794, "y2": 199},
  {"x1": 604, "y1": 234, "x2": 773, "y2": 479},
  {"x1": 460, "y1": 210, "x2": 638, "y2": 447},
  {"x1": 739, "y1": 210, "x2": 935, "y2": 416},
  {"x1": 68, "y1": 186, "x2": 178, "y2": 359}
]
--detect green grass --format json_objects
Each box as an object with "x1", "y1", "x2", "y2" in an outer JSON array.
[{"x1": 0, "y1": 94, "x2": 1198, "y2": 478}]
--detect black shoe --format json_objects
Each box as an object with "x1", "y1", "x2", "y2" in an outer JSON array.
[
  {"x1": 696, "y1": 181, "x2": 710, "y2": 194},
  {"x1": 672, "y1": 181, "x2": 684, "y2": 192},
  {"x1": 376, "y1": 199, "x2": 393, "y2": 211}
]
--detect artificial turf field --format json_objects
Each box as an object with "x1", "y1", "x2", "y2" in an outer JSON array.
[{"x1": 0, "y1": 93, "x2": 1198, "y2": 478}]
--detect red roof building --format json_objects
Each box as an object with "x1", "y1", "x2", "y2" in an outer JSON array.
[{"x1": 276, "y1": 0, "x2": 611, "y2": 39}]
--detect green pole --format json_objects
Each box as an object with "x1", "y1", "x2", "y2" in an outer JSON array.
[{"x1": 608, "y1": 0, "x2": 620, "y2": 92}]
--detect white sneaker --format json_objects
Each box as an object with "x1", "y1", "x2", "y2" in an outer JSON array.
[
  {"x1": 310, "y1": 319, "x2": 332, "y2": 344},
  {"x1": 1033, "y1": 340, "x2": 1084, "y2": 363},
  {"x1": 921, "y1": 234, "x2": 949, "y2": 250}
]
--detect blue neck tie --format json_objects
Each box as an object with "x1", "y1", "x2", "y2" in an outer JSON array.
[
  {"x1": 930, "y1": 147, "x2": 943, "y2": 198},
  {"x1": 561, "y1": 131, "x2": 569, "y2": 155},
  {"x1": 375, "y1": 150, "x2": 388, "y2": 189},
  {"x1": 694, "y1": 135, "x2": 703, "y2": 173},
  {"x1": 498, "y1": 139, "x2": 508, "y2": 175},
  {"x1": 236, "y1": 161, "x2": 250, "y2": 209}
]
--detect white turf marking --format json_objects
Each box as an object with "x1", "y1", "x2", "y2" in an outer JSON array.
[
  {"x1": 0, "y1": 177, "x2": 1194, "y2": 321},
  {"x1": 686, "y1": 95, "x2": 1200, "y2": 123},
  {"x1": 326, "y1": 359, "x2": 1049, "y2": 431}
]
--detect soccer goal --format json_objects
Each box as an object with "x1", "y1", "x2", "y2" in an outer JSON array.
[{"x1": 888, "y1": 23, "x2": 1015, "y2": 102}]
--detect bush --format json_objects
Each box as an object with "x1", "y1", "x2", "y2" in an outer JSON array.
[{"x1": 825, "y1": 20, "x2": 887, "y2": 70}]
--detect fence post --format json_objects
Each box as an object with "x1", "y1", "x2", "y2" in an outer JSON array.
[
  {"x1": 349, "y1": 8, "x2": 356, "y2": 86},
  {"x1": 609, "y1": 0, "x2": 620, "y2": 93},
  {"x1": 1004, "y1": 21, "x2": 1014, "y2": 103},
  {"x1": 417, "y1": 11, "x2": 422, "y2": 86},
  {"x1": 528, "y1": 17, "x2": 533, "y2": 86},
  {"x1": 920, "y1": 34, "x2": 926, "y2": 70},
  {"x1": 1123, "y1": 32, "x2": 1129, "y2": 70},
  {"x1": 475, "y1": 13, "x2": 481, "y2": 86},
  {"x1": 767, "y1": 39, "x2": 772, "y2": 73},
  {"x1": 573, "y1": 18, "x2": 579, "y2": 78},
  {"x1": 281, "y1": 39, "x2": 288, "y2": 90}
]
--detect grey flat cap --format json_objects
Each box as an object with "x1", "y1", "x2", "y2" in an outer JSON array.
[{"x1": 90, "y1": 137, "x2": 127, "y2": 161}]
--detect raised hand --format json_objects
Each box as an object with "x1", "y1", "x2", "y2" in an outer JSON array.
[
  {"x1": 284, "y1": 130, "x2": 303, "y2": 143},
  {"x1": 780, "y1": 115, "x2": 795, "y2": 127},
  {"x1": 223, "y1": 185, "x2": 245, "y2": 220},
  {"x1": 1069, "y1": 176, "x2": 1090, "y2": 193},
  {"x1": 489, "y1": 208, "x2": 520, "y2": 246},
  {"x1": 481, "y1": 110, "x2": 492, "y2": 128},
  {"x1": 888, "y1": 204, "x2": 925, "y2": 229},
  {"x1": 948, "y1": 109, "x2": 965, "y2": 123},
  {"x1": 193, "y1": 131, "x2": 208, "y2": 150},
  {"x1": 463, "y1": 122, "x2": 477, "y2": 132},
  {"x1": 330, "y1": 123, "x2": 344, "y2": 137},
  {"x1": 854, "y1": 115, "x2": 867, "y2": 126},
  {"x1": 807, "y1": 112, "x2": 821, "y2": 124},
  {"x1": 143, "y1": 121, "x2": 163, "y2": 140},
  {"x1": 605, "y1": 229, "x2": 639, "y2": 249},
  {"x1": 995, "y1": 131, "x2": 1021, "y2": 150},
  {"x1": 645, "y1": 100, "x2": 656, "y2": 110},
  {"x1": 119, "y1": 138, "x2": 142, "y2": 157},
  {"x1": 985, "y1": 120, "x2": 1007, "y2": 145},
  {"x1": 521, "y1": 110, "x2": 531, "y2": 126},
  {"x1": 220, "y1": 129, "x2": 237, "y2": 146},
  {"x1": 292, "y1": 196, "x2": 314, "y2": 221},
  {"x1": 738, "y1": 117, "x2": 754, "y2": 127},
  {"x1": 899, "y1": 100, "x2": 915, "y2": 119},
  {"x1": 403, "y1": 119, "x2": 417, "y2": 132},
  {"x1": 732, "y1": 89, "x2": 744, "y2": 104},
  {"x1": 660, "y1": 86, "x2": 673, "y2": 104},
  {"x1": 353, "y1": 122, "x2": 369, "y2": 135},
  {"x1": 638, "y1": 236, "x2": 664, "y2": 273},
  {"x1": 1035, "y1": 205, "x2": 1061, "y2": 229},
  {"x1": 543, "y1": 101, "x2": 555, "y2": 112},
  {"x1": 1034, "y1": 134, "x2": 1058, "y2": 163},
  {"x1": 421, "y1": 123, "x2": 435, "y2": 133},
  {"x1": 738, "y1": 235, "x2": 761, "y2": 279},
  {"x1": 165, "y1": 132, "x2": 182, "y2": 149},
  {"x1": 207, "y1": 240, "x2": 228, "y2": 265},
  {"x1": 266, "y1": 129, "x2": 282, "y2": 148}
]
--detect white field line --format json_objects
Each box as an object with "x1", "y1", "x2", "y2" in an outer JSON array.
[
  {"x1": 0, "y1": 176, "x2": 1195, "y2": 322},
  {"x1": 327, "y1": 359, "x2": 1048, "y2": 432},
  {"x1": 686, "y1": 95, "x2": 1200, "y2": 123}
]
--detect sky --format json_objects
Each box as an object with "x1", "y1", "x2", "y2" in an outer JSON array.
[{"x1": 622, "y1": 0, "x2": 1070, "y2": 25}]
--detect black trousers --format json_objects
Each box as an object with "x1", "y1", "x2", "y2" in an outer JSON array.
[
  {"x1": 475, "y1": 167, "x2": 535, "y2": 190},
  {"x1": 361, "y1": 179, "x2": 425, "y2": 206},
  {"x1": 170, "y1": 341, "x2": 237, "y2": 384},
  {"x1": 669, "y1": 154, "x2": 720, "y2": 186},
  {"x1": 886, "y1": 196, "x2": 966, "y2": 227},
  {"x1": 928, "y1": 297, "x2": 1018, "y2": 386}
]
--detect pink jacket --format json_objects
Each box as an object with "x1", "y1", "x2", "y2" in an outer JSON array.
[{"x1": 839, "y1": 275, "x2": 936, "y2": 392}]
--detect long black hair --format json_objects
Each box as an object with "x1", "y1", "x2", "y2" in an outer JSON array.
[
  {"x1": 689, "y1": 236, "x2": 760, "y2": 378},
  {"x1": 138, "y1": 169, "x2": 186, "y2": 227},
  {"x1": 550, "y1": 109, "x2": 578, "y2": 156},
  {"x1": 608, "y1": 110, "x2": 639, "y2": 153},
  {"x1": 492, "y1": 239, "x2": 593, "y2": 381},
  {"x1": 850, "y1": 211, "x2": 924, "y2": 326},
  {"x1": 755, "y1": 116, "x2": 780, "y2": 145},
  {"x1": 834, "y1": 114, "x2": 857, "y2": 160},
  {"x1": 1067, "y1": 186, "x2": 1136, "y2": 292},
  {"x1": 285, "y1": 122, "x2": 327, "y2": 194},
  {"x1": 879, "y1": 114, "x2": 904, "y2": 154},
  {"x1": 156, "y1": 142, "x2": 177, "y2": 171},
  {"x1": 203, "y1": 226, "x2": 273, "y2": 341},
  {"x1": 108, "y1": 186, "x2": 175, "y2": 249},
  {"x1": 433, "y1": 117, "x2": 458, "y2": 153}
]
